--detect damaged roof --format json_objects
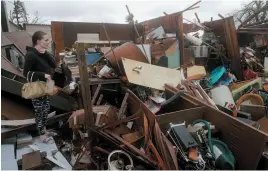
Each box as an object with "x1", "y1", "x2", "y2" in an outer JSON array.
[
  {"x1": 2, "y1": 31, "x2": 32, "y2": 55},
  {"x1": 1, "y1": 34, "x2": 13, "y2": 47},
  {"x1": 1, "y1": 55, "x2": 24, "y2": 77}
]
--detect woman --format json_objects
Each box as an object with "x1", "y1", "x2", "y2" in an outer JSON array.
[{"x1": 23, "y1": 31, "x2": 57, "y2": 143}]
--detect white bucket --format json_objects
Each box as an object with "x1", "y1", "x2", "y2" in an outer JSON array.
[{"x1": 210, "y1": 85, "x2": 236, "y2": 109}]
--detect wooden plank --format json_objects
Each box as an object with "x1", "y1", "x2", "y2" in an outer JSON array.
[
  {"x1": 121, "y1": 58, "x2": 181, "y2": 90},
  {"x1": 92, "y1": 84, "x2": 101, "y2": 105},
  {"x1": 1, "y1": 111, "x2": 56, "y2": 126},
  {"x1": 78, "y1": 78, "x2": 121, "y2": 85},
  {"x1": 156, "y1": 106, "x2": 205, "y2": 132},
  {"x1": 76, "y1": 43, "x2": 94, "y2": 130},
  {"x1": 195, "y1": 13, "x2": 200, "y2": 23},
  {"x1": 1, "y1": 96, "x2": 34, "y2": 120},
  {"x1": 22, "y1": 151, "x2": 42, "y2": 170},
  {"x1": 2, "y1": 112, "x2": 71, "y2": 139},
  {"x1": 176, "y1": 13, "x2": 184, "y2": 66},
  {"x1": 51, "y1": 22, "x2": 64, "y2": 62},
  {"x1": 240, "y1": 104, "x2": 267, "y2": 121},
  {"x1": 254, "y1": 117, "x2": 268, "y2": 135},
  {"x1": 218, "y1": 14, "x2": 225, "y2": 19},
  {"x1": 223, "y1": 17, "x2": 243, "y2": 80},
  {"x1": 181, "y1": 0, "x2": 201, "y2": 13}
]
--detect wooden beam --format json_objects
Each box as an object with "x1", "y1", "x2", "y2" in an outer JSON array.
[
  {"x1": 239, "y1": 28, "x2": 268, "y2": 32},
  {"x1": 180, "y1": 6, "x2": 200, "y2": 13},
  {"x1": 195, "y1": 12, "x2": 201, "y2": 23},
  {"x1": 238, "y1": 3, "x2": 268, "y2": 29},
  {"x1": 181, "y1": 0, "x2": 201, "y2": 13},
  {"x1": 2, "y1": 112, "x2": 71, "y2": 139},
  {"x1": 76, "y1": 43, "x2": 94, "y2": 130},
  {"x1": 163, "y1": 5, "x2": 200, "y2": 17},
  {"x1": 237, "y1": 31, "x2": 268, "y2": 35},
  {"x1": 176, "y1": 13, "x2": 184, "y2": 66},
  {"x1": 218, "y1": 14, "x2": 225, "y2": 19},
  {"x1": 222, "y1": 17, "x2": 243, "y2": 80}
]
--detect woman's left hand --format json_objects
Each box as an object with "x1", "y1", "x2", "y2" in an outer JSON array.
[{"x1": 47, "y1": 87, "x2": 59, "y2": 96}]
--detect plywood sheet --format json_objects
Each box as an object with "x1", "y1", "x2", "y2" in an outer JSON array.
[
  {"x1": 1, "y1": 95, "x2": 34, "y2": 120},
  {"x1": 122, "y1": 57, "x2": 181, "y2": 90}
]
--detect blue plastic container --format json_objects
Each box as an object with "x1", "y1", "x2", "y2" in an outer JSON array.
[
  {"x1": 208, "y1": 66, "x2": 226, "y2": 87},
  {"x1": 85, "y1": 53, "x2": 102, "y2": 65}
]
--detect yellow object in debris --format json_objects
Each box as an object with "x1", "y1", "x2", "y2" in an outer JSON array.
[{"x1": 187, "y1": 65, "x2": 206, "y2": 80}]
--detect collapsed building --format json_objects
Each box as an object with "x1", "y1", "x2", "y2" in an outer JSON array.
[{"x1": 1, "y1": 1, "x2": 268, "y2": 170}]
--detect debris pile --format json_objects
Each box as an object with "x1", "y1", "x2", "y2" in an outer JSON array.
[{"x1": 1, "y1": 1, "x2": 268, "y2": 170}]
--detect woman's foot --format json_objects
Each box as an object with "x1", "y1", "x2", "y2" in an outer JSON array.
[
  {"x1": 45, "y1": 130, "x2": 58, "y2": 137},
  {"x1": 40, "y1": 134, "x2": 54, "y2": 144}
]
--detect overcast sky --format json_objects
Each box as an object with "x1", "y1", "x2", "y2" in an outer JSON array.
[{"x1": 6, "y1": 0, "x2": 252, "y2": 24}]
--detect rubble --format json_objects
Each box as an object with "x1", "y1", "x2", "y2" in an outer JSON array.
[{"x1": 1, "y1": 1, "x2": 268, "y2": 170}]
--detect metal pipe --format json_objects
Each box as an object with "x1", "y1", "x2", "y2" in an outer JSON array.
[
  {"x1": 125, "y1": 5, "x2": 149, "y2": 60},
  {"x1": 102, "y1": 23, "x2": 123, "y2": 76}
]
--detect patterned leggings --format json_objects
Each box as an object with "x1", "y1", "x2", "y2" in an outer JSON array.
[{"x1": 31, "y1": 96, "x2": 50, "y2": 135}]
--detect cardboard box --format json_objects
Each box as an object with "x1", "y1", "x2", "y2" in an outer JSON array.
[{"x1": 69, "y1": 105, "x2": 118, "y2": 128}]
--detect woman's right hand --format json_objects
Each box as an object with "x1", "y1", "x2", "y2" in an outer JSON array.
[{"x1": 45, "y1": 74, "x2": 51, "y2": 80}]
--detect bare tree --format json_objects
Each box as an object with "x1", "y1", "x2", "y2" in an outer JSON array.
[
  {"x1": 9, "y1": 0, "x2": 45, "y2": 29},
  {"x1": 229, "y1": 1, "x2": 268, "y2": 26},
  {"x1": 28, "y1": 11, "x2": 46, "y2": 24}
]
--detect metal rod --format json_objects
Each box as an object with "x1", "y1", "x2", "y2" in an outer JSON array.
[
  {"x1": 125, "y1": 5, "x2": 149, "y2": 60},
  {"x1": 102, "y1": 23, "x2": 123, "y2": 76},
  {"x1": 195, "y1": 12, "x2": 201, "y2": 23}
]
